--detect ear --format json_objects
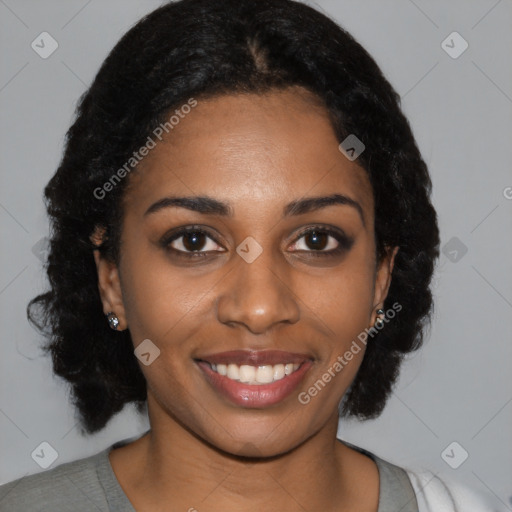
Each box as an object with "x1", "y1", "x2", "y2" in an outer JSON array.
[
  {"x1": 91, "y1": 226, "x2": 127, "y2": 330},
  {"x1": 371, "y1": 245, "x2": 399, "y2": 323}
]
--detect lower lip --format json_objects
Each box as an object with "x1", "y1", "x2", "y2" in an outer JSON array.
[{"x1": 196, "y1": 361, "x2": 313, "y2": 408}]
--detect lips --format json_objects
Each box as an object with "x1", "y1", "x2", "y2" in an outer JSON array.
[
  {"x1": 197, "y1": 349, "x2": 311, "y2": 366},
  {"x1": 194, "y1": 350, "x2": 314, "y2": 407}
]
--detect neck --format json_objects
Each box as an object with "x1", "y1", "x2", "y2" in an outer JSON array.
[{"x1": 110, "y1": 398, "x2": 379, "y2": 512}]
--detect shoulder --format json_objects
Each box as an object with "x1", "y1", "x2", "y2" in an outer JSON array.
[
  {"x1": 341, "y1": 439, "x2": 503, "y2": 512},
  {"x1": 404, "y1": 467, "x2": 505, "y2": 512},
  {"x1": 0, "y1": 449, "x2": 110, "y2": 512}
]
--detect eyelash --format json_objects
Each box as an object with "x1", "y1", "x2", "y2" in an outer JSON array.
[{"x1": 160, "y1": 225, "x2": 354, "y2": 260}]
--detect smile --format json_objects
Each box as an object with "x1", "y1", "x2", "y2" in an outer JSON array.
[
  {"x1": 209, "y1": 362, "x2": 301, "y2": 385},
  {"x1": 195, "y1": 350, "x2": 314, "y2": 407}
]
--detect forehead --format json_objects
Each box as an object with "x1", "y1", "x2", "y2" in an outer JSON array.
[{"x1": 123, "y1": 89, "x2": 374, "y2": 222}]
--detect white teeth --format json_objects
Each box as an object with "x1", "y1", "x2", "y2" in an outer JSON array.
[
  {"x1": 284, "y1": 363, "x2": 294, "y2": 376},
  {"x1": 227, "y1": 364, "x2": 239, "y2": 380},
  {"x1": 256, "y1": 365, "x2": 274, "y2": 384},
  {"x1": 239, "y1": 365, "x2": 255, "y2": 383},
  {"x1": 209, "y1": 362, "x2": 302, "y2": 384},
  {"x1": 273, "y1": 364, "x2": 285, "y2": 380}
]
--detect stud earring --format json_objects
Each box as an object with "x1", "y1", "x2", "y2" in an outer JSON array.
[
  {"x1": 374, "y1": 308, "x2": 385, "y2": 328},
  {"x1": 106, "y1": 311, "x2": 120, "y2": 330}
]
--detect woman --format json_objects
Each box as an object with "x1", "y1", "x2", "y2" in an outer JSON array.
[{"x1": 0, "y1": 0, "x2": 497, "y2": 510}]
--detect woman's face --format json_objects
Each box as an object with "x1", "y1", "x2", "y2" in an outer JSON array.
[{"x1": 95, "y1": 88, "x2": 397, "y2": 457}]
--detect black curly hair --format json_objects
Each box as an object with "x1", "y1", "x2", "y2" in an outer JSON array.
[{"x1": 27, "y1": 0, "x2": 440, "y2": 434}]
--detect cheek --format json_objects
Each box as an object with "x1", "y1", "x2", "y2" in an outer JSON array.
[
  {"x1": 331, "y1": 273, "x2": 373, "y2": 337},
  {"x1": 307, "y1": 250, "x2": 375, "y2": 336},
  {"x1": 119, "y1": 240, "x2": 219, "y2": 358},
  {"x1": 304, "y1": 247, "x2": 375, "y2": 387},
  {"x1": 120, "y1": 229, "x2": 376, "y2": 346},
  {"x1": 295, "y1": 269, "x2": 373, "y2": 417},
  {"x1": 118, "y1": 250, "x2": 208, "y2": 404}
]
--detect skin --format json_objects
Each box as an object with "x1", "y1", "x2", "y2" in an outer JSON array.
[{"x1": 92, "y1": 87, "x2": 398, "y2": 512}]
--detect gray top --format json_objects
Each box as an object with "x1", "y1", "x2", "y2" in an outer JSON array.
[{"x1": 0, "y1": 435, "x2": 418, "y2": 512}]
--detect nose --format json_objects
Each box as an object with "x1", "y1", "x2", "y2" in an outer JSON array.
[{"x1": 215, "y1": 247, "x2": 300, "y2": 335}]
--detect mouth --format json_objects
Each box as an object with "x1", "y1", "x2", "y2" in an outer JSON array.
[{"x1": 194, "y1": 350, "x2": 314, "y2": 408}]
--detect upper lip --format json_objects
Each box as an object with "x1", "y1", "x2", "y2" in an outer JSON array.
[{"x1": 195, "y1": 350, "x2": 313, "y2": 366}]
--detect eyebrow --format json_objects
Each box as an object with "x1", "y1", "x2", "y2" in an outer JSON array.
[{"x1": 144, "y1": 193, "x2": 365, "y2": 226}]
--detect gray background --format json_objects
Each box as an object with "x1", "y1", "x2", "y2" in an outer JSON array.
[{"x1": 1, "y1": 0, "x2": 511, "y2": 509}]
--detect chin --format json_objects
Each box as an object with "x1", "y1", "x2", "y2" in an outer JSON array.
[{"x1": 198, "y1": 416, "x2": 309, "y2": 459}]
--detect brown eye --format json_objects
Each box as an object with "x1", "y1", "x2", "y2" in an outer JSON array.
[
  {"x1": 302, "y1": 230, "x2": 329, "y2": 251},
  {"x1": 289, "y1": 226, "x2": 354, "y2": 257},
  {"x1": 180, "y1": 231, "x2": 208, "y2": 251},
  {"x1": 161, "y1": 226, "x2": 225, "y2": 258}
]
